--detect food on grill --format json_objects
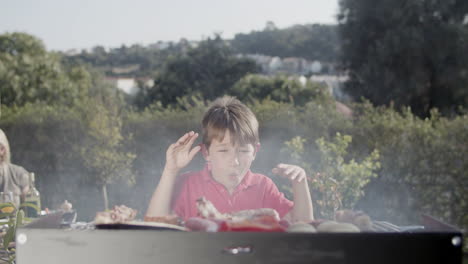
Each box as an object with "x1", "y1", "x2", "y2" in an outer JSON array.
[
  {"x1": 279, "y1": 219, "x2": 291, "y2": 228},
  {"x1": 185, "y1": 217, "x2": 219, "y2": 232},
  {"x1": 91, "y1": 201, "x2": 374, "y2": 233},
  {"x1": 195, "y1": 197, "x2": 284, "y2": 232},
  {"x1": 189, "y1": 198, "x2": 371, "y2": 233},
  {"x1": 287, "y1": 222, "x2": 317, "y2": 233},
  {"x1": 231, "y1": 208, "x2": 280, "y2": 221},
  {"x1": 218, "y1": 218, "x2": 285, "y2": 232},
  {"x1": 196, "y1": 197, "x2": 280, "y2": 221},
  {"x1": 144, "y1": 215, "x2": 182, "y2": 226},
  {"x1": 308, "y1": 219, "x2": 327, "y2": 228},
  {"x1": 353, "y1": 213, "x2": 373, "y2": 231},
  {"x1": 335, "y1": 210, "x2": 355, "y2": 223},
  {"x1": 196, "y1": 197, "x2": 226, "y2": 219},
  {"x1": 335, "y1": 209, "x2": 372, "y2": 231},
  {"x1": 317, "y1": 221, "x2": 360, "y2": 233},
  {"x1": 94, "y1": 205, "x2": 137, "y2": 224},
  {"x1": 94, "y1": 212, "x2": 113, "y2": 224}
]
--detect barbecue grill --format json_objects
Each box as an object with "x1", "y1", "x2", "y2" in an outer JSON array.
[{"x1": 16, "y1": 214, "x2": 464, "y2": 264}]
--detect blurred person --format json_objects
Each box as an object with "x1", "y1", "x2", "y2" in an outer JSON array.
[
  {"x1": 146, "y1": 96, "x2": 313, "y2": 222},
  {"x1": 0, "y1": 129, "x2": 30, "y2": 208}
]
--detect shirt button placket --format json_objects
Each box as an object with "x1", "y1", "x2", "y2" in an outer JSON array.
[
  {"x1": 229, "y1": 193, "x2": 235, "y2": 209},
  {"x1": 225, "y1": 190, "x2": 232, "y2": 209},
  {"x1": 220, "y1": 188, "x2": 232, "y2": 209}
]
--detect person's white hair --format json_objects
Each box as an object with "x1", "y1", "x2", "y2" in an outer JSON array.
[{"x1": 0, "y1": 129, "x2": 11, "y2": 164}]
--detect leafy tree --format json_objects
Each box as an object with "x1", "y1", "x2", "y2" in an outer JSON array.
[
  {"x1": 0, "y1": 33, "x2": 90, "y2": 107},
  {"x1": 78, "y1": 87, "x2": 136, "y2": 210},
  {"x1": 135, "y1": 36, "x2": 259, "y2": 108},
  {"x1": 338, "y1": 0, "x2": 468, "y2": 116}
]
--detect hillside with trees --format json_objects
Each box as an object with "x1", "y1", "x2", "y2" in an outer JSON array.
[
  {"x1": 60, "y1": 23, "x2": 341, "y2": 81},
  {"x1": 60, "y1": 42, "x2": 185, "y2": 78},
  {"x1": 231, "y1": 22, "x2": 340, "y2": 62}
]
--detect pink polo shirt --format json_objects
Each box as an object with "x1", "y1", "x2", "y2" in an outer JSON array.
[{"x1": 172, "y1": 164, "x2": 293, "y2": 220}]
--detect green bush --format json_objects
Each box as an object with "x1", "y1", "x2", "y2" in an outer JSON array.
[
  {"x1": 280, "y1": 134, "x2": 380, "y2": 219},
  {"x1": 230, "y1": 74, "x2": 328, "y2": 106}
]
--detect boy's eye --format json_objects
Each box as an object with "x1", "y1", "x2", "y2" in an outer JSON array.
[
  {"x1": 218, "y1": 149, "x2": 228, "y2": 152},
  {"x1": 239, "y1": 149, "x2": 251, "y2": 153}
]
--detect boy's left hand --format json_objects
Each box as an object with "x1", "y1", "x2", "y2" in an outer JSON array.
[{"x1": 272, "y1": 163, "x2": 307, "y2": 183}]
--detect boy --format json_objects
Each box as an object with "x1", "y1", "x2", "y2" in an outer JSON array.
[{"x1": 146, "y1": 96, "x2": 313, "y2": 222}]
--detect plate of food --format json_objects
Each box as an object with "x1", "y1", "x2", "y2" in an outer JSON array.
[{"x1": 94, "y1": 205, "x2": 187, "y2": 231}]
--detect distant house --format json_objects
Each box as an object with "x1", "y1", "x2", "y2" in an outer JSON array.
[
  {"x1": 109, "y1": 78, "x2": 138, "y2": 95},
  {"x1": 63, "y1": 49, "x2": 80, "y2": 56},
  {"x1": 269, "y1": 57, "x2": 282, "y2": 72},
  {"x1": 281, "y1": 57, "x2": 301, "y2": 74},
  {"x1": 298, "y1": 75, "x2": 307, "y2": 87},
  {"x1": 188, "y1": 40, "x2": 199, "y2": 48},
  {"x1": 310, "y1": 61, "x2": 322, "y2": 73},
  {"x1": 105, "y1": 77, "x2": 153, "y2": 95},
  {"x1": 238, "y1": 53, "x2": 333, "y2": 75},
  {"x1": 149, "y1": 41, "x2": 171, "y2": 50},
  {"x1": 111, "y1": 64, "x2": 141, "y2": 75}
]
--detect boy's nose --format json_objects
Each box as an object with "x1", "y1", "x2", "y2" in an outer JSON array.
[{"x1": 229, "y1": 153, "x2": 240, "y2": 166}]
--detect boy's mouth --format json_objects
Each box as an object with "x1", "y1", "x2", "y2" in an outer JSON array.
[{"x1": 228, "y1": 172, "x2": 241, "y2": 179}]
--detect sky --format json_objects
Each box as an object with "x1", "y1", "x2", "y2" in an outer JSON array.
[{"x1": 1, "y1": 0, "x2": 339, "y2": 51}]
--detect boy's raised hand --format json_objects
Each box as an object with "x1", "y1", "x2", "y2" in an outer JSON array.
[
  {"x1": 165, "y1": 131, "x2": 201, "y2": 173},
  {"x1": 272, "y1": 163, "x2": 307, "y2": 183}
]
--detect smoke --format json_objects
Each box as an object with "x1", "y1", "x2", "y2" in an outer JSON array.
[
  {"x1": 355, "y1": 178, "x2": 418, "y2": 225},
  {"x1": 26, "y1": 102, "x2": 426, "y2": 227}
]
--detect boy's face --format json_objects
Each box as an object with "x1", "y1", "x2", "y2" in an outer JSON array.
[{"x1": 206, "y1": 130, "x2": 256, "y2": 193}]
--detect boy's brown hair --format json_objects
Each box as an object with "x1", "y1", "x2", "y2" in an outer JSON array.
[{"x1": 202, "y1": 96, "x2": 259, "y2": 148}]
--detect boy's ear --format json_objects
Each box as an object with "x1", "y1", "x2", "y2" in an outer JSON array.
[
  {"x1": 251, "y1": 142, "x2": 260, "y2": 160},
  {"x1": 254, "y1": 143, "x2": 261, "y2": 155}
]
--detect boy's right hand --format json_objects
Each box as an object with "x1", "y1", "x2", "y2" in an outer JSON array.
[{"x1": 164, "y1": 131, "x2": 201, "y2": 174}]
